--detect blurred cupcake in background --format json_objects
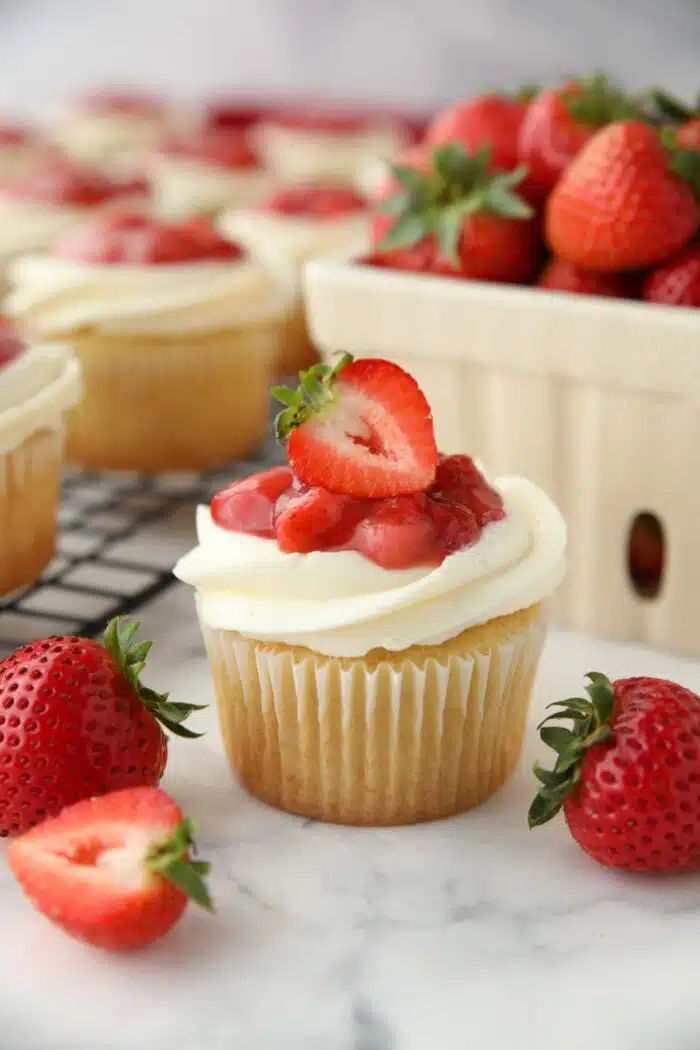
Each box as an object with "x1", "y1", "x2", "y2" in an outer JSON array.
[
  {"x1": 49, "y1": 89, "x2": 195, "y2": 175},
  {"x1": 5, "y1": 212, "x2": 294, "y2": 472},
  {"x1": 254, "y1": 106, "x2": 411, "y2": 187},
  {"x1": 220, "y1": 183, "x2": 370, "y2": 375},
  {"x1": 0, "y1": 123, "x2": 54, "y2": 185},
  {"x1": 0, "y1": 158, "x2": 149, "y2": 293},
  {"x1": 0, "y1": 317, "x2": 82, "y2": 596},
  {"x1": 149, "y1": 127, "x2": 274, "y2": 220}
]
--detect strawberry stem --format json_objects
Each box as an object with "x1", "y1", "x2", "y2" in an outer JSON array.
[
  {"x1": 528, "y1": 672, "x2": 616, "y2": 829},
  {"x1": 144, "y1": 817, "x2": 213, "y2": 911},
  {"x1": 272, "y1": 352, "x2": 353, "y2": 442},
  {"x1": 102, "y1": 617, "x2": 207, "y2": 739}
]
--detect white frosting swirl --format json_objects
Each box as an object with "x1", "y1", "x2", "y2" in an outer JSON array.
[
  {"x1": 0, "y1": 197, "x2": 96, "y2": 263},
  {"x1": 0, "y1": 343, "x2": 82, "y2": 453},
  {"x1": 174, "y1": 476, "x2": 566, "y2": 657},
  {"x1": 5, "y1": 254, "x2": 296, "y2": 338},
  {"x1": 218, "y1": 208, "x2": 371, "y2": 268},
  {"x1": 150, "y1": 154, "x2": 274, "y2": 220},
  {"x1": 255, "y1": 122, "x2": 409, "y2": 184}
]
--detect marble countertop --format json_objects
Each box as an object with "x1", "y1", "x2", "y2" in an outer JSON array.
[{"x1": 3, "y1": 576, "x2": 700, "y2": 1050}]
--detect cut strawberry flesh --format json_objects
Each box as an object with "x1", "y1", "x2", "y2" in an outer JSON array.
[
  {"x1": 212, "y1": 453, "x2": 504, "y2": 568},
  {"x1": 54, "y1": 212, "x2": 244, "y2": 265},
  {"x1": 262, "y1": 184, "x2": 366, "y2": 219}
]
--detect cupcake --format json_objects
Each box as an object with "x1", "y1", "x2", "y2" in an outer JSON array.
[
  {"x1": 0, "y1": 319, "x2": 81, "y2": 596},
  {"x1": 5, "y1": 212, "x2": 293, "y2": 473},
  {"x1": 50, "y1": 89, "x2": 192, "y2": 175},
  {"x1": 149, "y1": 127, "x2": 274, "y2": 220},
  {"x1": 0, "y1": 124, "x2": 52, "y2": 184},
  {"x1": 174, "y1": 354, "x2": 566, "y2": 825},
  {"x1": 219, "y1": 184, "x2": 370, "y2": 376},
  {"x1": 0, "y1": 158, "x2": 148, "y2": 294},
  {"x1": 254, "y1": 107, "x2": 410, "y2": 187}
]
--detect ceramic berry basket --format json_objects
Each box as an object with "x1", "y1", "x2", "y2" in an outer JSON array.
[{"x1": 304, "y1": 252, "x2": 700, "y2": 657}]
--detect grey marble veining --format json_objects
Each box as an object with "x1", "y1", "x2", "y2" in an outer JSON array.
[{"x1": 3, "y1": 572, "x2": 700, "y2": 1049}]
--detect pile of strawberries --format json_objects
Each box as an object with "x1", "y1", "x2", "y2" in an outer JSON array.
[{"x1": 366, "y1": 76, "x2": 700, "y2": 308}]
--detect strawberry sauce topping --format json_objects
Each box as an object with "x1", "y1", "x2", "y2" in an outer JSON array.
[
  {"x1": 262, "y1": 184, "x2": 366, "y2": 219},
  {"x1": 0, "y1": 124, "x2": 33, "y2": 146},
  {"x1": 0, "y1": 317, "x2": 25, "y2": 372},
  {"x1": 265, "y1": 109, "x2": 379, "y2": 135},
  {"x1": 53, "y1": 212, "x2": 244, "y2": 265},
  {"x1": 160, "y1": 127, "x2": 261, "y2": 170},
  {"x1": 212, "y1": 455, "x2": 504, "y2": 570},
  {"x1": 2, "y1": 160, "x2": 144, "y2": 207},
  {"x1": 212, "y1": 354, "x2": 504, "y2": 570},
  {"x1": 76, "y1": 91, "x2": 165, "y2": 118}
]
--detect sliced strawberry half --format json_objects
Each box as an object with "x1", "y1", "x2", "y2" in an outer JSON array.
[
  {"x1": 8, "y1": 786, "x2": 212, "y2": 952},
  {"x1": 273, "y1": 354, "x2": 438, "y2": 499}
]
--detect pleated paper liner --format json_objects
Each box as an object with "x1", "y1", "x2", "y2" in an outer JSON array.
[
  {"x1": 201, "y1": 602, "x2": 548, "y2": 826},
  {"x1": 0, "y1": 427, "x2": 64, "y2": 596},
  {"x1": 52, "y1": 322, "x2": 282, "y2": 472}
]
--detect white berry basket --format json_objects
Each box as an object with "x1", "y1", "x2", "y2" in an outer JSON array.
[{"x1": 304, "y1": 251, "x2": 700, "y2": 658}]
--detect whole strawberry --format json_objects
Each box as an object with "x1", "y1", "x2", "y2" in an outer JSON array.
[
  {"x1": 425, "y1": 89, "x2": 537, "y2": 173},
  {"x1": 647, "y1": 86, "x2": 700, "y2": 153},
  {"x1": 546, "y1": 121, "x2": 700, "y2": 271},
  {"x1": 9, "y1": 786, "x2": 212, "y2": 950},
  {"x1": 0, "y1": 618, "x2": 205, "y2": 836},
  {"x1": 370, "y1": 142, "x2": 538, "y2": 284},
  {"x1": 537, "y1": 257, "x2": 636, "y2": 298},
  {"x1": 519, "y1": 75, "x2": 643, "y2": 201},
  {"x1": 644, "y1": 241, "x2": 700, "y2": 307},
  {"x1": 529, "y1": 672, "x2": 700, "y2": 872}
]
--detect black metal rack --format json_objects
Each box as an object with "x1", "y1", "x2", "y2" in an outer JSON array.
[{"x1": 0, "y1": 436, "x2": 283, "y2": 656}]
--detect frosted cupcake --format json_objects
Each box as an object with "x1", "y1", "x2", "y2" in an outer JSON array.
[
  {"x1": 0, "y1": 159, "x2": 148, "y2": 293},
  {"x1": 219, "y1": 184, "x2": 370, "y2": 376},
  {"x1": 255, "y1": 108, "x2": 410, "y2": 187},
  {"x1": 5, "y1": 212, "x2": 294, "y2": 473},
  {"x1": 175, "y1": 354, "x2": 566, "y2": 825},
  {"x1": 0, "y1": 124, "x2": 52, "y2": 184},
  {"x1": 149, "y1": 127, "x2": 274, "y2": 220},
  {"x1": 0, "y1": 319, "x2": 82, "y2": 595},
  {"x1": 50, "y1": 90, "x2": 192, "y2": 174}
]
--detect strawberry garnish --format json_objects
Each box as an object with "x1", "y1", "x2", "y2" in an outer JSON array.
[
  {"x1": 0, "y1": 316, "x2": 25, "y2": 370},
  {"x1": 370, "y1": 143, "x2": 537, "y2": 283},
  {"x1": 262, "y1": 184, "x2": 366, "y2": 219},
  {"x1": 644, "y1": 241, "x2": 700, "y2": 307},
  {"x1": 54, "y1": 212, "x2": 243, "y2": 265},
  {"x1": 529, "y1": 673, "x2": 700, "y2": 872},
  {"x1": 272, "y1": 354, "x2": 438, "y2": 499},
  {"x1": 537, "y1": 257, "x2": 637, "y2": 298},
  {"x1": 160, "y1": 127, "x2": 261, "y2": 170},
  {"x1": 0, "y1": 617, "x2": 205, "y2": 837},
  {"x1": 8, "y1": 786, "x2": 212, "y2": 950},
  {"x1": 3, "y1": 159, "x2": 141, "y2": 208}
]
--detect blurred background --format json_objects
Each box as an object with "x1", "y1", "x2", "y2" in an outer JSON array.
[{"x1": 1, "y1": 0, "x2": 699, "y2": 114}]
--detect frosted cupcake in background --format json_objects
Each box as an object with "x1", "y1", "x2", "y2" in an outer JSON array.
[
  {"x1": 149, "y1": 127, "x2": 274, "y2": 220},
  {"x1": 254, "y1": 107, "x2": 411, "y2": 187},
  {"x1": 49, "y1": 90, "x2": 195, "y2": 175},
  {"x1": 5, "y1": 212, "x2": 294, "y2": 473},
  {"x1": 219, "y1": 184, "x2": 370, "y2": 376},
  {"x1": 0, "y1": 158, "x2": 149, "y2": 293},
  {"x1": 175, "y1": 354, "x2": 566, "y2": 826},
  {"x1": 0, "y1": 124, "x2": 53, "y2": 185},
  {"x1": 0, "y1": 319, "x2": 81, "y2": 595}
]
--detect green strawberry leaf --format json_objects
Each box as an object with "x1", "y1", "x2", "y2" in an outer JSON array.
[
  {"x1": 377, "y1": 212, "x2": 428, "y2": 252},
  {"x1": 145, "y1": 818, "x2": 213, "y2": 911}
]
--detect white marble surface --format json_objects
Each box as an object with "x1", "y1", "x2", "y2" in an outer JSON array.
[{"x1": 2, "y1": 569, "x2": 700, "y2": 1049}]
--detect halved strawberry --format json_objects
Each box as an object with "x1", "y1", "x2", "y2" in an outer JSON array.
[
  {"x1": 8, "y1": 786, "x2": 212, "y2": 951},
  {"x1": 272, "y1": 354, "x2": 438, "y2": 499}
]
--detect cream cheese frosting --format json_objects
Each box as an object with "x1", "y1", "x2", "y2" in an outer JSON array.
[
  {"x1": 174, "y1": 475, "x2": 566, "y2": 657},
  {"x1": 0, "y1": 197, "x2": 97, "y2": 263},
  {"x1": 0, "y1": 343, "x2": 82, "y2": 454},
  {"x1": 255, "y1": 122, "x2": 409, "y2": 184},
  {"x1": 218, "y1": 208, "x2": 371, "y2": 268},
  {"x1": 5, "y1": 253, "x2": 296, "y2": 338},
  {"x1": 150, "y1": 154, "x2": 274, "y2": 219}
]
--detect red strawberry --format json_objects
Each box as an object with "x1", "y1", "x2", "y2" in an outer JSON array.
[
  {"x1": 646, "y1": 87, "x2": 700, "y2": 153},
  {"x1": 273, "y1": 354, "x2": 437, "y2": 499},
  {"x1": 537, "y1": 257, "x2": 636, "y2": 298},
  {"x1": 54, "y1": 212, "x2": 243, "y2": 265},
  {"x1": 274, "y1": 486, "x2": 357, "y2": 553},
  {"x1": 354, "y1": 494, "x2": 438, "y2": 569},
  {"x1": 370, "y1": 143, "x2": 537, "y2": 284},
  {"x1": 518, "y1": 77, "x2": 642, "y2": 201},
  {"x1": 643, "y1": 241, "x2": 700, "y2": 307},
  {"x1": 529, "y1": 673, "x2": 700, "y2": 872},
  {"x1": 161, "y1": 127, "x2": 261, "y2": 170},
  {"x1": 262, "y1": 184, "x2": 366, "y2": 219},
  {"x1": 8, "y1": 786, "x2": 212, "y2": 950},
  {"x1": 5, "y1": 159, "x2": 138, "y2": 208},
  {"x1": 677, "y1": 118, "x2": 700, "y2": 153},
  {"x1": 0, "y1": 618, "x2": 204, "y2": 837},
  {"x1": 0, "y1": 317, "x2": 25, "y2": 370},
  {"x1": 546, "y1": 121, "x2": 700, "y2": 272},
  {"x1": 425, "y1": 91, "x2": 535, "y2": 173},
  {"x1": 211, "y1": 466, "x2": 294, "y2": 535}
]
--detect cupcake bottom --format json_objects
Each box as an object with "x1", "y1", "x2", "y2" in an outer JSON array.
[
  {"x1": 277, "y1": 302, "x2": 320, "y2": 378},
  {"x1": 62, "y1": 323, "x2": 280, "y2": 472},
  {"x1": 201, "y1": 602, "x2": 548, "y2": 826},
  {"x1": 0, "y1": 428, "x2": 63, "y2": 596}
]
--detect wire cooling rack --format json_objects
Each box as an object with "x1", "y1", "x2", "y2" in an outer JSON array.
[{"x1": 0, "y1": 436, "x2": 283, "y2": 657}]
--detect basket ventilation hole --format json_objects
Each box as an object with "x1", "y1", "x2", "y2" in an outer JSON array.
[{"x1": 627, "y1": 512, "x2": 665, "y2": 600}]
